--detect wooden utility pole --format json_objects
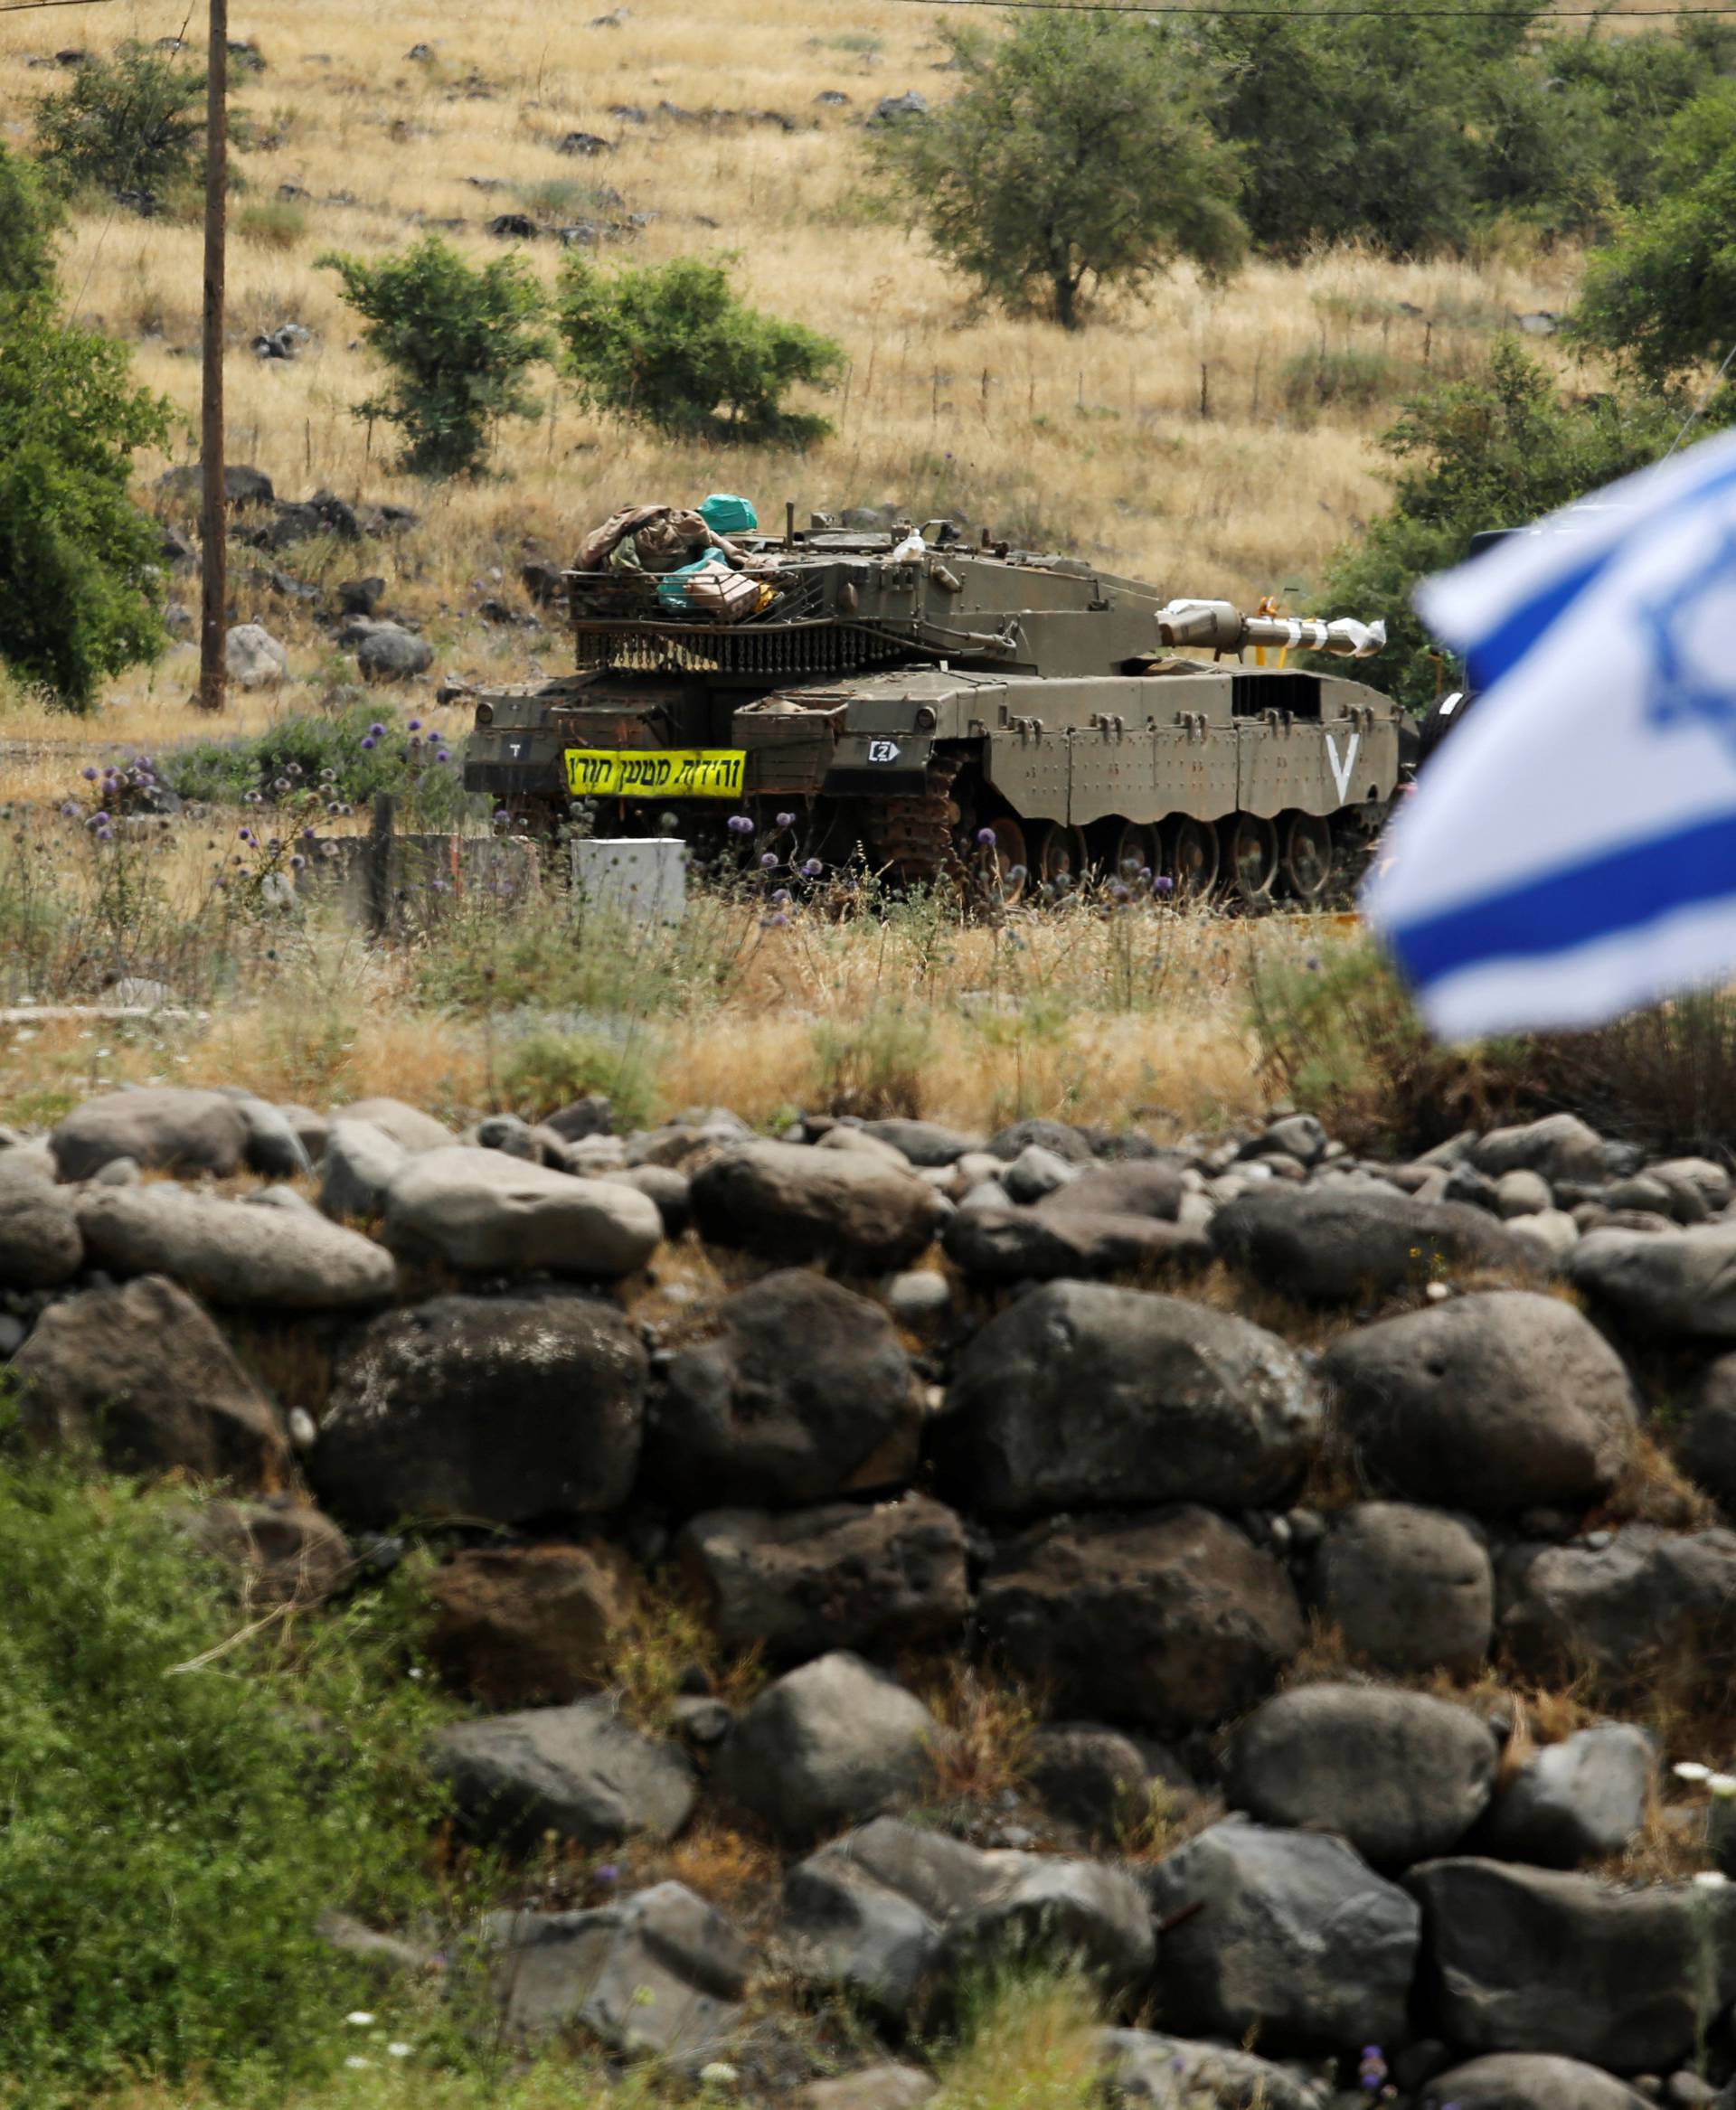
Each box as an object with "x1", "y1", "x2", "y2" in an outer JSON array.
[{"x1": 196, "y1": 0, "x2": 228, "y2": 711}]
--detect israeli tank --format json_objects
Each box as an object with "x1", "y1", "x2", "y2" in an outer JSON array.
[{"x1": 462, "y1": 519, "x2": 1403, "y2": 905}]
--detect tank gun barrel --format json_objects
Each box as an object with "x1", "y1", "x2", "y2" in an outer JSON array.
[{"x1": 1157, "y1": 598, "x2": 1386, "y2": 660}]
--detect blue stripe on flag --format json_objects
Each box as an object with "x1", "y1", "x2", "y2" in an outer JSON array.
[{"x1": 1391, "y1": 805, "x2": 1736, "y2": 989}]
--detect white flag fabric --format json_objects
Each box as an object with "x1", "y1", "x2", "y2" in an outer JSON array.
[{"x1": 1362, "y1": 425, "x2": 1736, "y2": 1039}]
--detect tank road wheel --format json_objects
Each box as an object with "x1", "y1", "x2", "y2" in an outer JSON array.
[
  {"x1": 1036, "y1": 822, "x2": 1090, "y2": 898},
  {"x1": 1222, "y1": 813, "x2": 1278, "y2": 909},
  {"x1": 1165, "y1": 815, "x2": 1219, "y2": 900},
  {"x1": 1280, "y1": 810, "x2": 1335, "y2": 905},
  {"x1": 1106, "y1": 820, "x2": 1158, "y2": 886}
]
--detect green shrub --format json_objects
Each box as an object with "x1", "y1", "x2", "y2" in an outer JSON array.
[
  {"x1": 319, "y1": 236, "x2": 552, "y2": 479},
  {"x1": 866, "y1": 13, "x2": 1244, "y2": 330},
  {"x1": 237, "y1": 196, "x2": 307, "y2": 249},
  {"x1": 811, "y1": 1002, "x2": 934, "y2": 1117},
  {"x1": 0, "y1": 1436, "x2": 449, "y2": 2104},
  {"x1": 165, "y1": 702, "x2": 414, "y2": 809},
  {"x1": 0, "y1": 298, "x2": 175, "y2": 711},
  {"x1": 33, "y1": 47, "x2": 205, "y2": 199},
  {"x1": 497, "y1": 1026, "x2": 657, "y2": 1132},
  {"x1": 1280, "y1": 346, "x2": 1401, "y2": 414},
  {"x1": 0, "y1": 143, "x2": 60, "y2": 305},
  {"x1": 557, "y1": 255, "x2": 843, "y2": 446}
]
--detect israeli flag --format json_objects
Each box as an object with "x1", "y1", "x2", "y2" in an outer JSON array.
[{"x1": 1363, "y1": 426, "x2": 1736, "y2": 1039}]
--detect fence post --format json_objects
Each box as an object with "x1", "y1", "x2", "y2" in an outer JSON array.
[{"x1": 363, "y1": 793, "x2": 395, "y2": 938}]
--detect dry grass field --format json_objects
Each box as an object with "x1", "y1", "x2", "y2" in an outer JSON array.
[{"x1": 1, "y1": 0, "x2": 1590, "y2": 725}]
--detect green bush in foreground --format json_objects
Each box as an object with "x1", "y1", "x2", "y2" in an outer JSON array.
[{"x1": 0, "y1": 1436, "x2": 448, "y2": 2104}]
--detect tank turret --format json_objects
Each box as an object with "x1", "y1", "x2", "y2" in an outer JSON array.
[{"x1": 463, "y1": 521, "x2": 1404, "y2": 906}]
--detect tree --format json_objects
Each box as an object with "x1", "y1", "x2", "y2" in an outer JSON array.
[
  {"x1": 0, "y1": 299, "x2": 175, "y2": 708},
  {"x1": 1572, "y1": 83, "x2": 1736, "y2": 383},
  {"x1": 557, "y1": 256, "x2": 843, "y2": 447},
  {"x1": 0, "y1": 143, "x2": 61, "y2": 303},
  {"x1": 318, "y1": 237, "x2": 552, "y2": 479},
  {"x1": 866, "y1": 14, "x2": 1245, "y2": 330},
  {"x1": 33, "y1": 46, "x2": 204, "y2": 201},
  {"x1": 1318, "y1": 341, "x2": 1684, "y2": 712}
]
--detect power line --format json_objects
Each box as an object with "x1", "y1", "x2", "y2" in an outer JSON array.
[{"x1": 835, "y1": 0, "x2": 1736, "y2": 14}]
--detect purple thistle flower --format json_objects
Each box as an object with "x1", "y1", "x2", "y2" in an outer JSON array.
[
  {"x1": 1153, "y1": 874, "x2": 1175, "y2": 896},
  {"x1": 494, "y1": 808, "x2": 511, "y2": 823},
  {"x1": 290, "y1": 853, "x2": 307, "y2": 870},
  {"x1": 594, "y1": 1864, "x2": 620, "y2": 1886},
  {"x1": 81, "y1": 766, "x2": 98, "y2": 782},
  {"x1": 727, "y1": 815, "x2": 754, "y2": 835},
  {"x1": 801, "y1": 857, "x2": 823, "y2": 878},
  {"x1": 239, "y1": 827, "x2": 253, "y2": 843},
  {"x1": 976, "y1": 825, "x2": 997, "y2": 847},
  {"x1": 775, "y1": 811, "x2": 795, "y2": 828},
  {"x1": 436, "y1": 749, "x2": 450, "y2": 763},
  {"x1": 771, "y1": 887, "x2": 791, "y2": 905},
  {"x1": 360, "y1": 737, "x2": 377, "y2": 750},
  {"x1": 761, "y1": 910, "x2": 790, "y2": 928},
  {"x1": 92, "y1": 810, "x2": 110, "y2": 825},
  {"x1": 369, "y1": 721, "x2": 386, "y2": 738},
  {"x1": 60, "y1": 800, "x2": 80, "y2": 819},
  {"x1": 94, "y1": 825, "x2": 113, "y2": 843},
  {"x1": 1006, "y1": 862, "x2": 1027, "y2": 883},
  {"x1": 760, "y1": 852, "x2": 778, "y2": 869},
  {"x1": 407, "y1": 719, "x2": 422, "y2": 731}
]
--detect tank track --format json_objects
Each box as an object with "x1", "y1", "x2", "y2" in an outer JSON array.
[{"x1": 862, "y1": 756, "x2": 968, "y2": 890}]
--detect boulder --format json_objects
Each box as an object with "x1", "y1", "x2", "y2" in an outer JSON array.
[
  {"x1": 937, "y1": 1280, "x2": 1320, "y2": 1518},
  {"x1": 1417, "y1": 2054, "x2": 1650, "y2": 2109},
  {"x1": 816, "y1": 1126, "x2": 914, "y2": 1169},
  {"x1": 1495, "y1": 1169, "x2": 1553, "y2": 1218},
  {"x1": 382, "y1": 1146, "x2": 662, "y2": 1276},
  {"x1": 428, "y1": 1540, "x2": 637, "y2": 1705},
  {"x1": 1210, "y1": 1184, "x2": 1533, "y2": 1304},
  {"x1": 1315, "y1": 1502, "x2": 1495, "y2": 1677},
  {"x1": 486, "y1": 1883, "x2": 750, "y2": 2058},
  {"x1": 1498, "y1": 1525, "x2": 1736, "y2": 1687},
  {"x1": 1322, "y1": 1292, "x2": 1637, "y2": 1513},
  {"x1": 689, "y1": 1140, "x2": 946, "y2": 1271},
  {"x1": 1569, "y1": 1224, "x2": 1736, "y2": 1341},
  {"x1": 181, "y1": 1497, "x2": 351, "y2": 1606},
  {"x1": 1034, "y1": 1162, "x2": 1184, "y2": 1220},
  {"x1": 1001, "y1": 1144, "x2": 1079, "y2": 1203},
  {"x1": 1409, "y1": 1858, "x2": 1736, "y2": 2071},
  {"x1": 1226, "y1": 1682, "x2": 1498, "y2": 1867},
  {"x1": 1471, "y1": 1113, "x2": 1607, "y2": 1185},
  {"x1": 319, "y1": 1118, "x2": 406, "y2": 1219},
  {"x1": 712, "y1": 1652, "x2": 939, "y2": 1843},
  {"x1": 13, "y1": 1276, "x2": 288, "y2": 1488},
  {"x1": 475, "y1": 1113, "x2": 542, "y2": 1162},
  {"x1": 1027, "y1": 1725, "x2": 1190, "y2": 1842},
  {"x1": 1505, "y1": 1209, "x2": 1580, "y2": 1266},
  {"x1": 0, "y1": 1155, "x2": 82, "y2": 1286},
  {"x1": 1099, "y1": 2028, "x2": 1322, "y2": 2110},
  {"x1": 311, "y1": 1293, "x2": 646, "y2": 1528},
  {"x1": 941, "y1": 1207, "x2": 1210, "y2": 1284},
  {"x1": 598, "y1": 1164, "x2": 690, "y2": 1239},
  {"x1": 231, "y1": 1096, "x2": 312, "y2": 1179},
  {"x1": 1144, "y1": 1820, "x2": 1420, "y2": 2051},
  {"x1": 354, "y1": 622, "x2": 433, "y2": 682},
  {"x1": 1683, "y1": 1353, "x2": 1736, "y2": 1511},
  {"x1": 782, "y1": 1816, "x2": 1153, "y2": 2018},
  {"x1": 433, "y1": 1697, "x2": 695, "y2": 1851},
  {"x1": 337, "y1": 1097, "x2": 452, "y2": 1153},
  {"x1": 225, "y1": 621, "x2": 288, "y2": 689},
  {"x1": 75, "y1": 1183, "x2": 396, "y2": 1310},
  {"x1": 542, "y1": 1093, "x2": 613, "y2": 1143},
  {"x1": 976, "y1": 1508, "x2": 1304, "y2": 1731},
  {"x1": 643, "y1": 1270, "x2": 920, "y2": 1510},
  {"x1": 1650, "y1": 1156, "x2": 1733, "y2": 1211},
  {"x1": 859, "y1": 1118, "x2": 983, "y2": 1166},
  {"x1": 51, "y1": 1086, "x2": 251, "y2": 1181},
  {"x1": 792, "y1": 2066, "x2": 937, "y2": 2110},
  {"x1": 1481, "y1": 1724, "x2": 1653, "y2": 1868},
  {"x1": 986, "y1": 1118, "x2": 1094, "y2": 1164},
  {"x1": 676, "y1": 1495, "x2": 968, "y2": 1660}
]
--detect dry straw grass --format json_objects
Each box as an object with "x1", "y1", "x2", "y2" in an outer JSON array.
[{"x1": 0, "y1": 0, "x2": 1590, "y2": 747}]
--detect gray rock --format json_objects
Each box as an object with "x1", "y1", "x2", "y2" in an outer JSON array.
[
  {"x1": 475, "y1": 1112, "x2": 541, "y2": 1161},
  {"x1": 1650, "y1": 1157, "x2": 1732, "y2": 1211},
  {"x1": 986, "y1": 1117, "x2": 1094, "y2": 1164},
  {"x1": 1498, "y1": 1525, "x2": 1736, "y2": 1688},
  {"x1": 1100, "y1": 2028, "x2": 1323, "y2": 2110},
  {"x1": 433, "y1": 1697, "x2": 695, "y2": 1851},
  {"x1": 676, "y1": 1495, "x2": 968, "y2": 1660},
  {"x1": 1145, "y1": 1820, "x2": 1420, "y2": 2050},
  {"x1": 320, "y1": 1118, "x2": 406, "y2": 1219},
  {"x1": 382, "y1": 1145, "x2": 662, "y2": 1276},
  {"x1": 336, "y1": 1097, "x2": 451, "y2": 1153},
  {"x1": 1409, "y1": 1858, "x2": 1736, "y2": 2071},
  {"x1": 181, "y1": 1498, "x2": 351, "y2": 1606},
  {"x1": 1482, "y1": 1724, "x2": 1653, "y2": 1868},
  {"x1": 1226, "y1": 1682, "x2": 1498, "y2": 1867},
  {"x1": 1322, "y1": 1291, "x2": 1637, "y2": 1513},
  {"x1": 643, "y1": 1270, "x2": 920, "y2": 1510},
  {"x1": 1417, "y1": 2054, "x2": 1650, "y2": 2109},
  {"x1": 938, "y1": 1280, "x2": 1321, "y2": 1518},
  {"x1": 816, "y1": 1125, "x2": 913, "y2": 1169},
  {"x1": 90, "y1": 1154, "x2": 140, "y2": 1187},
  {"x1": 1504, "y1": 1209, "x2": 1580, "y2": 1265},
  {"x1": 689, "y1": 1140, "x2": 946, "y2": 1271},
  {"x1": 1495, "y1": 1169, "x2": 1552, "y2": 1218},
  {"x1": 52, "y1": 1086, "x2": 251, "y2": 1181},
  {"x1": 860, "y1": 1118, "x2": 983, "y2": 1166},
  {"x1": 246, "y1": 1183, "x2": 318, "y2": 1215},
  {"x1": 868, "y1": 89, "x2": 929, "y2": 123},
  {"x1": 1683, "y1": 1353, "x2": 1736, "y2": 1512},
  {"x1": 596, "y1": 1163, "x2": 690, "y2": 1238},
  {"x1": 1316, "y1": 1502, "x2": 1494, "y2": 1677},
  {"x1": 886, "y1": 1268, "x2": 953, "y2": 1326},
  {"x1": 316, "y1": 1908, "x2": 438, "y2": 1979},
  {"x1": 1210, "y1": 1184, "x2": 1533, "y2": 1304},
  {"x1": 712, "y1": 1652, "x2": 939, "y2": 1843},
  {"x1": 311, "y1": 1293, "x2": 646, "y2": 1528},
  {"x1": 225, "y1": 621, "x2": 288, "y2": 689},
  {"x1": 76, "y1": 1182, "x2": 395, "y2": 1310},
  {"x1": 0, "y1": 1154, "x2": 82, "y2": 1286},
  {"x1": 941, "y1": 1207, "x2": 1210, "y2": 1283},
  {"x1": 791, "y1": 2065, "x2": 937, "y2": 2110},
  {"x1": 1002, "y1": 1144, "x2": 1078, "y2": 1203},
  {"x1": 225, "y1": 1095, "x2": 313, "y2": 1178},
  {"x1": 1570, "y1": 1223, "x2": 1736, "y2": 1340},
  {"x1": 1027, "y1": 1725, "x2": 1193, "y2": 1843},
  {"x1": 782, "y1": 1815, "x2": 1152, "y2": 2018},
  {"x1": 1250, "y1": 1113, "x2": 1329, "y2": 1165},
  {"x1": 12, "y1": 1275, "x2": 288, "y2": 1488},
  {"x1": 542, "y1": 1093, "x2": 613, "y2": 1142},
  {"x1": 486, "y1": 1882, "x2": 750, "y2": 2058},
  {"x1": 1035, "y1": 1161, "x2": 1184, "y2": 1221},
  {"x1": 1471, "y1": 1113, "x2": 1606, "y2": 1185},
  {"x1": 976, "y1": 1508, "x2": 1304, "y2": 1731},
  {"x1": 354, "y1": 622, "x2": 433, "y2": 682}
]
